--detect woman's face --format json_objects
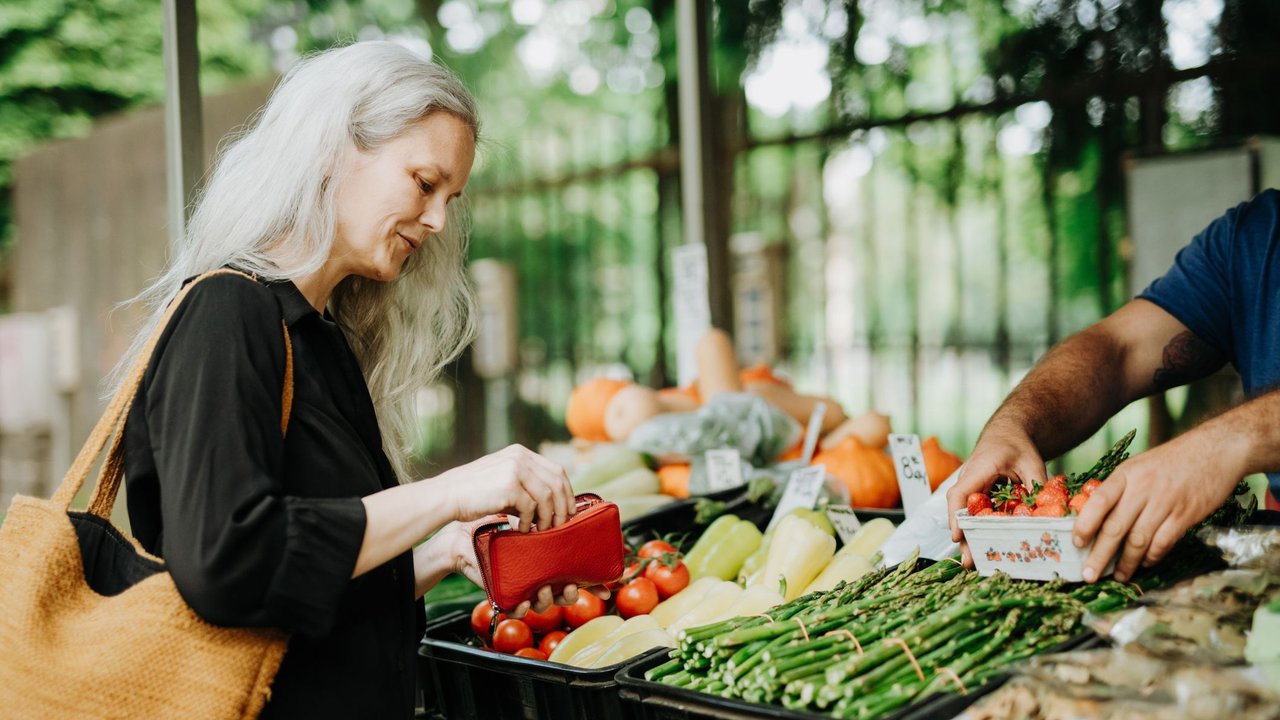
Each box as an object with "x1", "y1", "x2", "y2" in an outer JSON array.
[{"x1": 331, "y1": 112, "x2": 475, "y2": 282}]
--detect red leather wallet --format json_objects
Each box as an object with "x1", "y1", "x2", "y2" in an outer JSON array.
[{"x1": 472, "y1": 493, "x2": 625, "y2": 613}]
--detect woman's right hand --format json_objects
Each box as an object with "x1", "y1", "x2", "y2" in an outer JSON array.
[{"x1": 438, "y1": 444, "x2": 576, "y2": 532}]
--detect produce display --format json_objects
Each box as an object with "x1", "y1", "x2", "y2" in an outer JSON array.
[
  {"x1": 465, "y1": 538, "x2": 690, "y2": 667},
  {"x1": 557, "y1": 328, "x2": 966, "y2": 517},
  {"x1": 417, "y1": 307, "x2": 1278, "y2": 720},
  {"x1": 645, "y1": 550, "x2": 1144, "y2": 718},
  {"x1": 966, "y1": 528, "x2": 1280, "y2": 720}
]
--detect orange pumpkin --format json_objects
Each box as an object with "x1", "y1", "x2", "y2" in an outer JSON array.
[
  {"x1": 565, "y1": 378, "x2": 629, "y2": 441},
  {"x1": 657, "y1": 464, "x2": 691, "y2": 499},
  {"x1": 739, "y1": 364, "x2": 791, "y2": 388},
  {"x1": 921, "y1": 436, "x2": 964, "y2": 491},
  {"x1": 812, "y1": 437, "x2": 899, "y2": 509}
]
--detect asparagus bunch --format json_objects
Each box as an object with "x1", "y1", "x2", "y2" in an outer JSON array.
[{"x1": 646, "y1": 550, "x2": 1140, "y2": 719}]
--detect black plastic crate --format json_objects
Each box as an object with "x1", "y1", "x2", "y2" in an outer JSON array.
[
  {"x1": 418, "y1": 610, "x2": 665, "y2": 720},
  {"x1": 614, "y1": 630, "x2": 1101, "y2": 720}
]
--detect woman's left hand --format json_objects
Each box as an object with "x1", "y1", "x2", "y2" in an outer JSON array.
[{"x1": 433, "y1": 518, "x2": 610, "y2": 617}]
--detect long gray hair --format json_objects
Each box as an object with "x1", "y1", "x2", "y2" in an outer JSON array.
[{"x1": 112, "y1": 41, "x2": 480, "y2": 481}]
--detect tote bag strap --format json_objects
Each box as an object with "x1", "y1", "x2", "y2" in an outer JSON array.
[{"x1": 51, "y1": 268, "x2": 294, "y2": 518}]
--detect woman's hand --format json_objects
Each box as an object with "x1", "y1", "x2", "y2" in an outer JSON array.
[
  {"x1": 946, "y1": 423, "x2": 1047, "y2": 566},
  {"x1": 419, "y1": 518, "x2": 610, "y2": 614},
  {"x1": 436, "y1": 445, "x2": 576, "y2": 532}
]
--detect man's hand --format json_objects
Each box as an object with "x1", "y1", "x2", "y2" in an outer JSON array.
[
  {"x1": 946, "y1": 423, "x2": 1048, "y2": 566},
  {"x1": 1072, "y1": 428, "x2": 1244, "y2": 582}
]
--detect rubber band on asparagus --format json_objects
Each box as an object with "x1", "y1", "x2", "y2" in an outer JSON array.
[
  {"x1": 823, "y1": 629, "x2": 863, "y2": 658},
  {"x1": 793, "y1": 617, "x2": 810, "y2": 642},
  {"x1": 937, "y1": 667, "x2": 968, "y2": 695},
  {"x1": 883, "y1": 637, "x2": 925, "y2": 681}
]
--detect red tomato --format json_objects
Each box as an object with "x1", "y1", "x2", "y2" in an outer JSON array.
[
  {"x1": 492, "y1": 618, "x2": 534, "y2": 653},
  {"x1": 470, "y1": 600, "x2": 507, "y2": 640},
  {"x1": 514, "y1": 647, "x2": 548, "y2": 661},
  {"x1": 520, "y1": 603, "x2": 564, "y2": 635},
  {"x1": 539, "y1": 630, "x2": 568, "y2": 656},
  {"x1": 607, "y1": 561, "x2": 644, "y2": 591},
  {"x1": 643, "y1": 560, "x2": 690, "y2": 600},
  {"x1": 638, "y1": 540, "x2": 678, "y2": 560},
  {"x1": 615, "y1": 577, "x2": 660, "y2": 618},
  {"x1": 564, "y1": 591, "x2": 606, "y2": 629}
]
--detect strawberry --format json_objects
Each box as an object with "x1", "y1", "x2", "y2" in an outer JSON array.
[
  {"x1": 1031, "y1": 503, "x2": 1066, "y2": 517},
  {"x1": 967, "y1": 492, "x2": 994, "y2": 516},
  {"x1": 976, "y1": 508, "x2": 996, "y2": 516},
  {"x1": 1012, "y1": 504, "x2": 1033, "y2": 517},
  {"x1": 992, "y1": 483, "x2": 1029, "y2": 513},
  {"x1": 1036, "y1": 485, "x2": 1069, "y2": 508},
  {"x1": 1068, "y1": 493, "x2": 1090, "y2": 514},
  {"x1": 1081, "y1": 479, "x2": 1102, "y2": 495}
]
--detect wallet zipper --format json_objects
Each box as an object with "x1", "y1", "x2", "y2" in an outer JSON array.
[{"x1": 471, "y1": 520, "x2": 508, "y2": 639}]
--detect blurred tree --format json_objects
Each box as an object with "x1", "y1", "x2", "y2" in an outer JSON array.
[{"x1": 0, "y1": 0, "x2": 272, "y2": 288}]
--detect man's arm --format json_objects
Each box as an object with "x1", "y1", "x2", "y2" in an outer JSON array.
[
  {"x1": 946, "y1": 299, "x2": 1226, "y2": 564},
  {"x1": 1075, "y1": 384, "x2": 1278, "y2": 583},
  {"x1": 992, "y1": 298, "x2": 1226, "y2": 459}
]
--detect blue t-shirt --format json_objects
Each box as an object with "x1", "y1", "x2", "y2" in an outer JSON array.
[{"x1": 1138, "y1": 188, "x2": 1280, "y2": 495}]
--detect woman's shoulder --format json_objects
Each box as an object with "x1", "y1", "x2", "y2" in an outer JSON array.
[{"x1": 166, "y1": 270, "x2": 287, "y2": 343}]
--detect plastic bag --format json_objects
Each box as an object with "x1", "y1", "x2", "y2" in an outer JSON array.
[
  {"x1": 964, "y1": 648, "x2": 1280, "y2": 720},
  {"x1": 877, "y1": 465, "x2": 962, "y2": 566},
  {"x1": 627, "y1": 392, "x2": 802, "y2": 467},
  {"x1": 1198, "y1": 526, "x2": 1280, "y2": 570}
]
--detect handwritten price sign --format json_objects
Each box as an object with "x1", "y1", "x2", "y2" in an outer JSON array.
[
  {"x1": 768, "y1": 465, "x2": 826, "y2": 532},
  {"x1": 889, "y1": 434, "x2": 931, "y2": 517}
]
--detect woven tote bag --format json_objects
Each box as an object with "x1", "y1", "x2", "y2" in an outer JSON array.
[{"x1": 0, "y1": 269, "x2": 291, "y2": 719}]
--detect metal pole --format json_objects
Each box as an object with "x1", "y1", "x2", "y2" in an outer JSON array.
[
  {"x1": 675, "y1": 0, "x2": 732, "y2": 330},
  {"x1": 162, "y1": 0, "x2": 203, "y2": 254}
]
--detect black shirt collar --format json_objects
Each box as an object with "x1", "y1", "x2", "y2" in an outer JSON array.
[{"x1": 265, "y1": 279, "x2": 323, "y2": 326}]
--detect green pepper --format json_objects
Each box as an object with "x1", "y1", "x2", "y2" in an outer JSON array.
[
  {"x1": 683, "y1": 514, "x2": 740, "y2": 579},
  {"x1": 697, "y1": 520, "x2": 764, "y2": 580}
]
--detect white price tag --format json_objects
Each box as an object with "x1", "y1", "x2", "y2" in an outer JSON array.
[
  {"x1": 704, "y1": 449, "x2": 744, "y2": 492},
  {"x1": 672, "y1": 244, "x2": 711, "y2": 387},
  {"x1": 889, "y1": 433, "x2": 931, "y2": 517},
  {"x1": 767, "y1": 465, "x2": 826, "y2": 532},
  {"x1": 825, "y1": 506, "x2": 862, "y2": 545}
]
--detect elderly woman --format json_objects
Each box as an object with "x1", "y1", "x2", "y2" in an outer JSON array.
[{"x1": 117, "y1": 42, "x2": 587, "y2": 718}]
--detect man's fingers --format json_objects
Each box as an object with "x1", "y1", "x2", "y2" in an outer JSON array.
[
  {"x1": 1113, "y1": 506, "x2": 1162, "y2": 582},
  {"x1": 1144, "y1": 519, "x2": 1184, "y2": 568},
  {"x1": 1081, "y1": 483, "x2": 1143, "y2": 583},
  {"x1": 960, "y1": 541, "x2": 973, "y2": 569},
  {"x1": 1073, "y1": 473, "x2": 1125, "y2": 547}
]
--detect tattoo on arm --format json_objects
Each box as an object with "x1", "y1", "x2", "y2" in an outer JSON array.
[{"x1": 1152, "y1": 331, "x2": 1225, "y2": 390}]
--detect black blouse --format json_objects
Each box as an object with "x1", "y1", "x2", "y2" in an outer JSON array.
[{"x1": 123, "y1": 272, "x2": 423, "y2": 719}]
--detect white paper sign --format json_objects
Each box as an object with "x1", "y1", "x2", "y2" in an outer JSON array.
[
  {"x1": 889, "y1": 433, "x2": 932, "y2": 517},
  {"x1": 825, "y1": 506, "x2": 862, "y2": 545},
  {"x1": 672, "y1": 244, "x2": 712, "y2": 387},
  {"x1": 704, "y1": 449, "x2": 744, "y2": 492},
  {"x1": 768, "y1": 465, "x2": 826, "y2": 532}
]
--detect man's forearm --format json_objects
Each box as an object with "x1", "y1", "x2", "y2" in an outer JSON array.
[
  {"x1": 982, "y1": 328, "x2": 1132, "y2": 460},
  {"x1": 1196, "y1": 386, "x2": 1280, "y2": 478}
]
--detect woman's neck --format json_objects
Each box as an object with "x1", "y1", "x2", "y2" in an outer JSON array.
[{"x1": 291, "y1": 262, "x2": 348, "y2": 313}]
